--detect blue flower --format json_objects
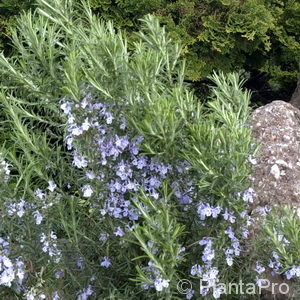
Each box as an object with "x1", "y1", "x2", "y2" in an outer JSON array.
[
  {"x1": 33, "y1": 210, "x2": 43, "y2": 225},
  {"x1": 114, "y1": 226, "x2": 125, "y2": 237},
  {"x1": 190, "y1": 264, "x2": 202, "y2": 276},
  {"x1": 73, "y1": 153, "x2": 88, "y2": 168},
  {"x1": 100, "y1": 256, "x2": 111, "y2": 268},
  {"x1": 77, "y1": 284, "x2": 93, "y2": 300},
  {"x1": 7, "y1": 200, "x2": 27, "y2": 218},
  {"x1": 0, "y1": 255, "x2": 15, "y2": 287},
  {"x1": 242, "y1": 188, "x2": 255, "y2": 203},
  {"x1": 284, "y1": 266, "x2": 300, "y2": 280},
  {"x1": 186, "y1": 289, "x2": 194, "y2": 299},
  {"x1": 40, "y1": 231, "x2": 61, "y2": 263},
  {"x1": 202, "y1": 267, "x2": 219, "y2": 287},
  {"x1": 256, "y1": 276, "x2": 268, "y2": 287},
  {"x1": 197, "y1": 203, "x2": 221, "y2": 221},
  {"x1": 223, "y1": 209, "x2": 236, "y2": 223},
  {"x1": 154, "y1": 277, "x2": 169, "y2": 292},
  {"x1": 199, "y1": 237, "x2": 212, "y2": 246},
  {"x1": 47, "y1": 180, "x2": 57, "y2": 192},
  {"x1": 254, "y1": 262, "x2": 265, "y2": 274},
  {"x1": 99, "y1": 233, "x2": 109, "y2": 242},
  {"x1": 35, "y1": 189, "x2": 45, "y2": 200},
  {"x1": 60, "y1": 101, "x2": 73, "y2": 115},
  {"x1": 52, "y1": 291, "x2": 60, "y2": 300},
  {"x1": 82, "y1": 185, "x2": 93, "y2": 198}
]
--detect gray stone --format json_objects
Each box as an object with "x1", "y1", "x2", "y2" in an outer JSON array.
[
  {"x1": 248, "y1": 100, "x2": 300, "y2": 209},
  {"x1": 248, "y1": 100, "x2": 300, "y2": 299}
]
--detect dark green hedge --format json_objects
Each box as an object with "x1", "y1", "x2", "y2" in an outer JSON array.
[
  {"x1": 1, "y1": 0, "x2": 299, "y2": 90},
  {"x1": 0, "y1": 0, "x2": 35, "y2": 52}
]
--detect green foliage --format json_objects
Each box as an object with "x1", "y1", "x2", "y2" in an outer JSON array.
[
  {"x1": 129, "y1": 68, "x2": 254, "y2": 198},
  {"x1": 0, "y1": 1, "x2": 194, "y2": 297},
  {"x1": 1, "y1": 0, "x2": 299, "y2": 90},
  {"x1": 185, "y1": 72, "x2": 254, "y2": 198},
  {"x1": 0, "y1": 0, "x2": 267, "y2": 298},
  {"x1": 88, "y1": 0, "x2": 165, "y2": 28},
  {"x1": 264, "y1": 206, "x2": 300, "y2": 266},
  {"x1": 259, "y1": 205, "x2": 300, "y2": 294},
  {"x1": 157, "y1": 0, "x2": 300, "y2": 89},
  {"x1": 131, "y1": 184, "x2": 185, "y2": 299},
  {"x1": 0, "y1": 0, "x2": 36, "y2": 51}
]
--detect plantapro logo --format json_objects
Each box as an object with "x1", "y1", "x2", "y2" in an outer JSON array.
[
  {"x1": 200, "y1": 279, "x2": 290, "y2": 297},
  {"x1": 177, "y1": 278, "x2": 290, "y2": 298}
]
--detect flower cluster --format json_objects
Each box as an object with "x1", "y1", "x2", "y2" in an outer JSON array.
[
  {"x1": 58, "y1": 89, "x2": 259, "y2": 299},
  {"x1": 224, "y1": 227, "x2": 241, "y2": 266},
  {"x1": 241, "y1": 187, "x2": 255, "y2": 203},
  {"x1": 77, "y1": 284, "x2": 94, "y2": 300},
  {"x1": 142, "y1": 261, "x2": 170, "y2": 292},
  {"x1": 0, "y1": 155, "x2": 10, "y2": 183},
  {"x1": 40, "y1": 231, "x2": 62, "y2": 263},
  {"x1": 189, "y1": 238, "x2": 222, "y2": 298},
  {"x1": 268, "y1": 251, "x2": 282, "y2": 275},
  {"x1": 197, "y1": 203, "x2": 221, "y2": 221},
  {"x1": 60, "y1": 92, "x2": 198, "y2": 297},
  {"x1": 60, "y1": 93, "x2": 196, "y2": 226},
  {"x1": 0, "y1": 238, "x2": 25, "y2": 288},
  {"x1": 285, "y1": 265, "x2": 300, "y2": 280},
  {"x1": 7, "y1": 200, "x2": 28, "y2": 218},
  {"x1": 5, "y1": 185, "x2": 58, "y2": 227},
  {"x1": 61, "y1": 95, "x2": 174, "y2": 220},
  {"x1": 198, "y1": 238, "x2": 221, "y2": 297}
]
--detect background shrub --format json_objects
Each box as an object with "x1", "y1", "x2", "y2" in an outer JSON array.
[
  {"x1": 83, "y1": 0, "x2": 300, "y2": 93},
  {"x1": 0, "y1": 0, "x2": 35, "y2": 53},
  {"x1": 1, "y1": 0, "x2": 299, "y2": 95},
  {"x1": 156, "y1": 0, "x2": 300, "y2": 87}
]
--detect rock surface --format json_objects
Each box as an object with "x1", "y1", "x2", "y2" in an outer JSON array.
[
  {"x1": 248, "y1": 100, "x2": 300, "y2": 300},
  {"x1": 248, "y1": 100, "x2": 300, "y2": 210}
]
